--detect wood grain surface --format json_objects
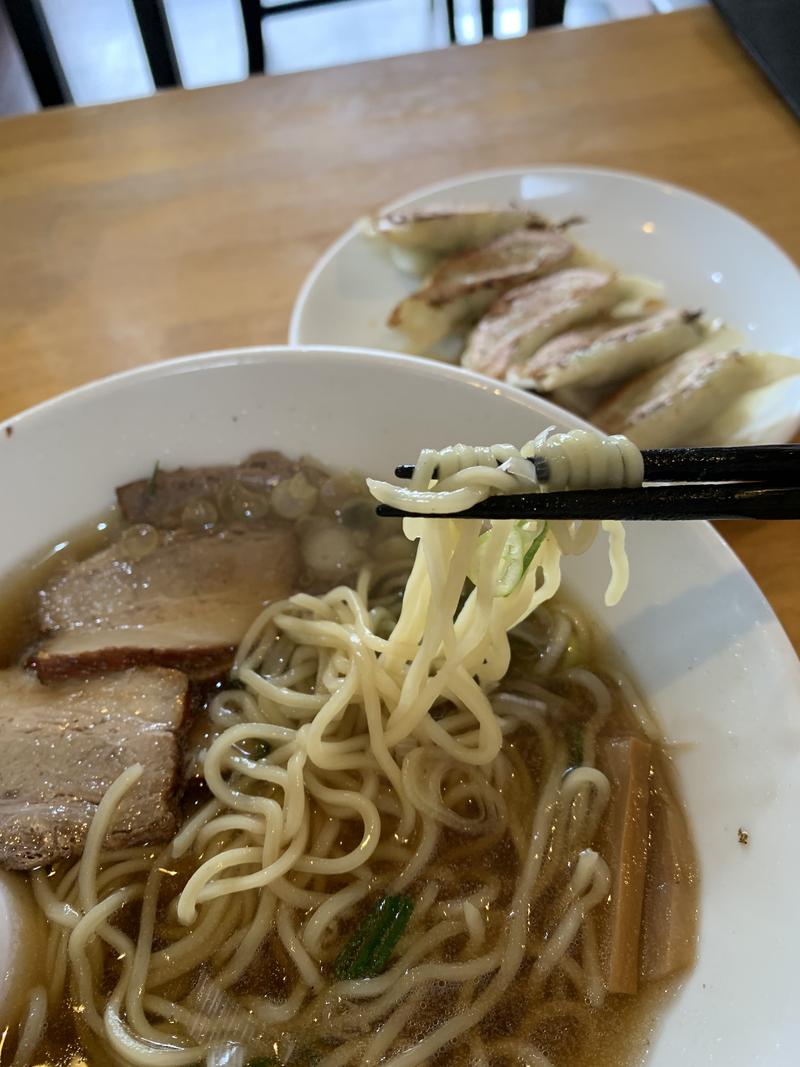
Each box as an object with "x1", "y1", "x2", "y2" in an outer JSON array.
[{"x1": 0, "y1": 7, "x2": 798, "y2": 649}]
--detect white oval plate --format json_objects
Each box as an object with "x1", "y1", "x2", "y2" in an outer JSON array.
[
  {"x1": 2, "y1": 347, "x2": 800, "y2": 1065},
  {"x1": 289, "y1": 166, "x2": 800, "y2": 441}
]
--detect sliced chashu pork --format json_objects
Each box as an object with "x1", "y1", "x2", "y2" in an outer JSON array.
[
  {"x1": 593, "y1": 347, "x2": 758, "y2": 448},
  {"x1": 462, "y1": 268, "x2": 621, "y2": 381},
  {"x1": 507, "y1": 309, "x2": 705, "y2": 392},
  {"x1": 30, "y1": 525, "x2": 299, "y2": 681},
  {"x1": 0, "y1": 667, "x2": 188, "y2": 869},
  {"x1": 117, "y1": 451, "x2": 299, "y2": 528},
  {"x1": 365, "y1": 203, "x2": 551, "y2": 275},
  {"x1": 387, "y1": 227, "x2": 575, "y2": 350}
]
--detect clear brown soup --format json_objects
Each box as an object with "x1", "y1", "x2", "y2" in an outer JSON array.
[{"x1": 0, "y1": 454, "x2": 698, "y2": 1067}]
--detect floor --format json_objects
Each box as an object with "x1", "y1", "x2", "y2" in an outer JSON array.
[{"x1": 1, "y1": 0, "x2": 704, "y2": 117}]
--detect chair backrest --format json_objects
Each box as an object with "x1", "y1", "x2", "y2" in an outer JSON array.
[
  {"x1": 239, "y1": 0, "x2": 377, "y2": 76},
  {"x1": 3, "y1": 0, "x2": 180, "y2": 107},
  {"x1": 240, "y1": 0, "x2": 266, "y2": 75},
  {"x1": 5, "y1": 0, "x2": 567, "y2": 109},
  {"x1": 3, "y1": 0, "x2": 69, "y2": 106},
  {"x1": 532, "y1": 0, "x2": 567, "y2": 26},
  {"x1": 130, "y1": 0, "x2": 181, "y2": 90},
  {"x1": 480, "y1": 0, "x2": 566, "y2": 36}
]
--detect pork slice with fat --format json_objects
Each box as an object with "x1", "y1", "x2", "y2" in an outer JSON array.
[
  {"x1": 30, "y1": 526, "x2": 299, "y2": 681},
  {"x1": 116, "y1": 451, "x2": 299, "y2": 528},
  {"x1": 0, "y1": 667, "x2": 189, "y2": 869}
]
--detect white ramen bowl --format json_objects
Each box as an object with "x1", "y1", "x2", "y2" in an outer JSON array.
[{"x1": 1, "y1": 346, "x2": 799, "y2": 1065}]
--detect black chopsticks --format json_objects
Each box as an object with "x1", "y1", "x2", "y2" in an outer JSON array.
[
  {"x1": 376, "y1": 483, "x2": 800, "y2": 521},
  {"x1": 393, "y1": 445, "x2": 800, "y2": 486},
  {"x1": 377, "y1": 445, "x2": 800, "y2": 521}
]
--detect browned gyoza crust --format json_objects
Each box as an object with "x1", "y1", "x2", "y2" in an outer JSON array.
[
  {"x1": 372, "y1": 202, "x2": 550, "y2": 254},
  {"x1": 387, "y1": 228, "x2": 575, "y2": 348},
  {"x1": 593, "y1": 347, "x2": 753, "y2": 447},
  {"x1": 508, "y1": 309, "x2": 704, "y2": 392},
  {"x1": 462, "y1": 268, "x2": 622, "y2": 381}
]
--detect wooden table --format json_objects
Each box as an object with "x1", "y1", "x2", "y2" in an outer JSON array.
[{"x1": 0, "y1": 7, "x2": 798, "y2": 648}]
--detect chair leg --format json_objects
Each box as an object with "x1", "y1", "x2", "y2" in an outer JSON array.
[
  {"x1": 479, "y1": 0, "x2": 493, "y2": 37},
  {"x1": 446, "y1": 0, "x2": 457, "y2": 42},
  {"x1": 530, "y1": 0, "x2": 566, "y2": 26},
  {"x1": 240, "y1": 0, "x2": 266, "y2": 75},
  {"x1": 131, "y1": 0, "x2": 181, "y2": 89},
  {"x1": 130, "y1": 0, "x2": 181, "y2": 87},
  {"x1": 2, "y1": 0, "x2": 70, "y2": 106}
]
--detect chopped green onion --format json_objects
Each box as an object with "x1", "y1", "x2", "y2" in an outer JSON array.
[
  {"x1": 368, "y1": 897, "x2": 415, "y2": 975},
  {"x1": 471, "y1": 521, "x2": 549, "y2": 597},
  {"x1": 521, "y1": 523, "x2": 548, "y2": 573},
  {"x1": 147, "y1": 460, "x2": 160, "y2": 497},
  {"x1": 333, "y1": 895, "x2": 414, "y2": 981},
  {"x1": 494, "y1": 525, "x2": 525, "y2": 596},
  {"x1": 565, "y1": 722, "x2": 584, "y2": 766}
]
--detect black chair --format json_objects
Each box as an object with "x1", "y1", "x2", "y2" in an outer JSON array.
[
  {"x1": 240, "y1": 0, "x2": 379, "y2": 74},
  {"x1": 130, "y1": 0, "x2": 181, "y2": 90},
  {"x1": 4, "y1": 0, "x2": 565, "y2": 108},
  {"x1": 477, "y1": 0, "x2": 566, "y2": 38},
  {"x1": 242, "y1": 0, "x2": 566, "y2": 59},
  {"x1": 528, "y1": 0, "x2": 566, "y2": 28},
  {"x1": 2, "y1": 0, "x2": 70, "y2": 106},
  {"x1": 2, "y1": 0, "x2": 180, "y2": 107}
]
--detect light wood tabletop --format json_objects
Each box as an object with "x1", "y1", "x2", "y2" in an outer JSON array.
[{"x1": 0, "y1": 7, "x2": 798, "y2": 649}]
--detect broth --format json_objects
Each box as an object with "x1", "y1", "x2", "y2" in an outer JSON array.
[{"x1": 0, "y1": 453, "x2": 697, "y2": 1067}]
